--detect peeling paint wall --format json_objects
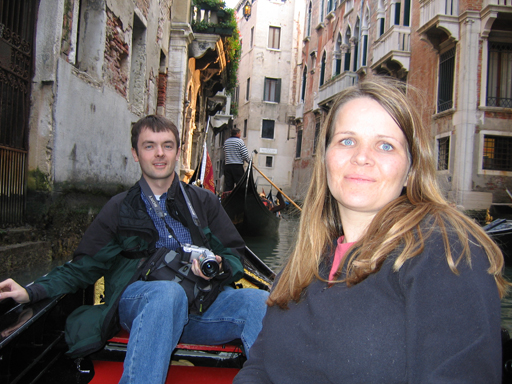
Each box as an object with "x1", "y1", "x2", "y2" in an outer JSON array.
[{"x1": 29, "y1": 0, "x2": 173, "y2": 191}]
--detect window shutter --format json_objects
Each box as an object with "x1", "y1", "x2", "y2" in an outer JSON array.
[{"x1": 276, "y1": 79, "x2": 281, "y2": 103}]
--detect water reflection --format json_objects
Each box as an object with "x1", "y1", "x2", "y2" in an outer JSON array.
[
  {"x1": 243, "y1": 214, "x2": 299, "y2": 273},
  {"x1": 243, "y1": 218, "x2": 512, "y2": 333}
]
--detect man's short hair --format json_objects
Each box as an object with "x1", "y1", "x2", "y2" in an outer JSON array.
[
  {"x1": 231, "y1": 128, "x2": 241, "y2": 137},
  {"x1": 131, "y1": 115, "x2": 180, "y2": 153}
]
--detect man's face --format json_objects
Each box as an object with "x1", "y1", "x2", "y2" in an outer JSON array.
[{"x1": 131, "y1": 128, "x2": 180, "y2": 184}]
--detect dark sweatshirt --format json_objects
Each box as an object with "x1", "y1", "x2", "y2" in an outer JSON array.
[{"x1": 234, "y1": 225, "x2": 502, "y2": 383}]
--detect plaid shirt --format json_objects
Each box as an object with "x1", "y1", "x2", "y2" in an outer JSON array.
[{"x1": 140, "y1": 189, "x2": 192, "y2": 250}]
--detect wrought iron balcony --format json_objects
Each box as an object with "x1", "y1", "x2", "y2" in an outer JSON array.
[{"x1": 372, "y1": 25, "x2": 411, "y2": 73}]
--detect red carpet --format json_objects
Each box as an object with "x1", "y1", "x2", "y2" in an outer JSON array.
[{"x1": 90, "y1": 360, "x2": 239, "y2": 383}]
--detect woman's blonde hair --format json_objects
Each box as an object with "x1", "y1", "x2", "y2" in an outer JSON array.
[{"x1": 269, "y1": 76, "x2": 509, "y2": 308}]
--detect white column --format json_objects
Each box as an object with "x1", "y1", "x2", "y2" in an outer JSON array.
[{"x1": 452, "y1": 12, "x2": 491, "y2": 209}]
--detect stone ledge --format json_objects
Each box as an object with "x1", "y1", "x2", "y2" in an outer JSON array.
[{"x1": 0, "y1": 241, "x2": 52, "y2": 277}]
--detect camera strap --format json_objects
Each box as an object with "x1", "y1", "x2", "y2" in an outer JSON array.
[
  {"x1": 139, "y1": 176, "x2": 210, "y2": 249},
  {"x1": 139, "y1": 176, "x2": 182, "y2": 246}
]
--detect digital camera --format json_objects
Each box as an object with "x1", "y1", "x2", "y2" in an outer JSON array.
[{"x1": 179, "y1": 244, "x2": 219, "y2": 278}]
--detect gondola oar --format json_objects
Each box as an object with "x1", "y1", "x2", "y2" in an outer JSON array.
[{"x1": 252, "y1": 164, "x2": 302, "y2": 212}]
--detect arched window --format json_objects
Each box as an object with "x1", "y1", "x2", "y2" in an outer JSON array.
[
  {"x1": 320, "y1": 52, "x2": 326, "y2": 86},
  {"x1": 353, "y1": 18, "x2": 360, "y2": 70},
  {"x1": 334, "y1": 34, "x2": 342, "y2": 76},
  {"x1": 361, "y1": 10, "x2": 370, "y2": 67},
  {"x1": 377, "y1": 0, "x2": 385, "y2": 37},
  {"x1": 320, "y1": 0, "x2": 325, "y2": 22},
  {"x1": 344, "y1": 28, "x2": 351, "y2": 72},
  {"x1": 301, "y1": 65, "x2": 307, "y2": 101}
]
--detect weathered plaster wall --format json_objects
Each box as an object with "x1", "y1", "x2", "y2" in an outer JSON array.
[
  {"x1": 53, "y1": 58, "x2": 140, "y2": 187},
  {"x1": 29, "y1": 0, "x2": 173, "y2": 192}
]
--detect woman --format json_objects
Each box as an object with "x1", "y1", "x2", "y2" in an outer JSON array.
[{"x1": 234, "y1": 78, "x2": 509, "y2": 383}]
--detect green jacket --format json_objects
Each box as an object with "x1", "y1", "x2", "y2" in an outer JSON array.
[{"x1": 27, "y1": 175, "x2": 245, "y2": 357}]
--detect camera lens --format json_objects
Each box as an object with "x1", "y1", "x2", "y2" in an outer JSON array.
[{"x1": 201, "y1": 259, "x2": 219, "y2": 278}]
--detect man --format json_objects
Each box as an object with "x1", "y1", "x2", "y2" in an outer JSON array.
[
  {"x1": 223, "y1": 127, "x2": 250, "y2": 191},
  {"x1": 0, "y1": 115, "x2": 269, "y2": 384}
]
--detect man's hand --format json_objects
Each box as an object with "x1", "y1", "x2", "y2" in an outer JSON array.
[
  {"x1": 0, "y1": 279, "x2": 30, "y2": 303},
  {"x1": 191, "y1": 255, "x2": 223, "y2": 280}
]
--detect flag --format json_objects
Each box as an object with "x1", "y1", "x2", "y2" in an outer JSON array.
[{"x1": 200, "y1": 143, "x2": 215, "y2": 193}]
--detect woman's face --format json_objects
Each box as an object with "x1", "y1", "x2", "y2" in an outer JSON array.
[{"x1": 326, "y1": 97, "x2": 410, "y2": 220}]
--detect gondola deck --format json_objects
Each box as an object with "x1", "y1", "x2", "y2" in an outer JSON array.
[{"x1": 0, "y1": 248, "x2": 273, "y2": 383}]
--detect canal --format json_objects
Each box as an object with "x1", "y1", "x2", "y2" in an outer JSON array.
[
  {"x1": 3, "y1": 213, "x2": 512, "y2": 335},
  {"x1": 244, "y1": 214, "x2": 512, "y2": 335}
]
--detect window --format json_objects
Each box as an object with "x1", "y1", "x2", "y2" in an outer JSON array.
[
  {"x1": 320, "y1": 0, "x2": 325, "y2": 21},
  {"x1": 377, "y1": 0, "x2": 385, "y2": 37},
  {"x1": 487, "y1": 42, "x2": 512, "y2": 108},
  {"x1": 301, "y1": 66, "x2": 307, "y2": 102},
  {"x1": 344, "y1": 28, "x2": 351, "y2": 71},
  {"x1": 262, "y1": 120, "x2": 275, "y2": 139},
  {"x1": 437, "y1": 47, "x2": 455, "y2": 113},
  {"x1": 296, "y1": 129, "x2": 303, "y2": 158},
  {"x1": 361, "y1": 33, "x2": 368, "y2": 67},
  {"x1": 361, "y1": 12, "x2": 369, "y2": 67},
  {"x1": 307, "y1": 2, "x2": 312, "y2": 37},
  {"x1": 394, "y1": 1, "x2": 401, "y2": 25},
  {"x1": 268, "y1": 26, "x2": 281, "y2": 49},
  {"x1": 403, "y1": 0, "x2": 411, "y2": 27},
  {"x1": 353, "y1": 18, "x2": 360, "y2": 70},
  {"x1": 313, "y1": 117, "x2": 321, "y2": 153},
  {"x1": 483, "y1": 135, "x2": 512, "y2": 171},
  {"x1": 246, "y1": 78, "x2": 250, "y2": 101},
  {"x1": 250, "y1": 27, "x2": 254, "y2": 48},
  {"x1": 75, "y1": 0, "x2": 106, "y2": 79},
  {"x1": 437, "y1": 136, "x2": 450, "y2": 171},
  {"x1": 264, "y1": 77, "x2": 281, "y2": 102},
  {"x1": 129, "y1": 13, "x2": 147, "y2": 114},
  {"x1": 234, "y1": 85, "x2": 240, "y2": 104},
  {"x1": 327, "y1": 0, "x2": 334, "y2": 13},
  {"x1": 320, "y1": 52, "x2": 326, "y2": 86},
  {"x1": 265, "y1": 156, "x2": 273, "y2": 167},
  {"x1": 334, "y1": 34, "x2": 342, "y2": 76},
  {"x1": 392, "y1": 0, "x2": 411, "y2": 26},
  {"x1": 244, "y1": 119, "x2": 248, "y2": 137}
]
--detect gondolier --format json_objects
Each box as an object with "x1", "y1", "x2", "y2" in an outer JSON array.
[{"x1": 223, "y1": 128, "x2": 250, "y2": 192}]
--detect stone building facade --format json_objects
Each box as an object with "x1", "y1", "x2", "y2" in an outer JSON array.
[
  {"x1": 292, "y1": 0, "x2": 512, "y2": 212},
  {"x1": 1, "y1": 0, "x2": 236, "y2": 225},
  {"x1": 218, "y1": 0, "x2": 305, "y2": 195}
]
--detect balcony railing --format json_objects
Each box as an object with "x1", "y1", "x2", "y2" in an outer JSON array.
[
  {"x1": 372, "y1": 25, "x2": 411, "y2": 70},
  {"x1": 190, "y1": 6, "x2": 234, "y2": 36},
  {"x1": 318, "y1": 72, "x2": 358, "y2": 106},
  {"x1": 419, "y1": 0, "x2": 458, "y2": 28},
  {"x1": 483, "y1": 0, "x2": 512, "y2": 5}
]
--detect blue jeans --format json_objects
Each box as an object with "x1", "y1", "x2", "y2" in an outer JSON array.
[{"x1": 117, "y1": 280, "x2": 269, "y2": 384}]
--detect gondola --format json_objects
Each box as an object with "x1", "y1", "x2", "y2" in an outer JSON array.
[
  {"x1": 0, "y1": 247, "x2": 274, "y2": 384},
  {"x1": 221, "y1": 160, "x2": 281, "y2": 236},
  {"x1": 483, "y1": 218, "x2": 512, "y2": 265}
]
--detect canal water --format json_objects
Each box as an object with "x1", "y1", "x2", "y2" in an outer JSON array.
[
  {"x1": 243, "y1": 215, "x2": 512, "y2": 335},
  {"x1": 4, "y1": 213, "x2": 512, "y2": 335}
]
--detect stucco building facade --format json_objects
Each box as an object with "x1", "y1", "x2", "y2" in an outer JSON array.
[
  {"x1": 1, "y1": 0, "x2": 236, "y2": 225},
  {"x1": 221, "y1": 0, "x2": 305, "y2": 195}
]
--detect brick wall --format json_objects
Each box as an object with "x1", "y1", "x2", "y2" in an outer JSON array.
[
  {"x1": 104, "y1": 8, "x2": 129, "y2": 98},
  {"x1": 61, "y1": 0, "x2": 75, "y2": 61}
]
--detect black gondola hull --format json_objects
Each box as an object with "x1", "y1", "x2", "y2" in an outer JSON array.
[{"x1": 221, "y1": 162, "x2": 280, "y2": 236}]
